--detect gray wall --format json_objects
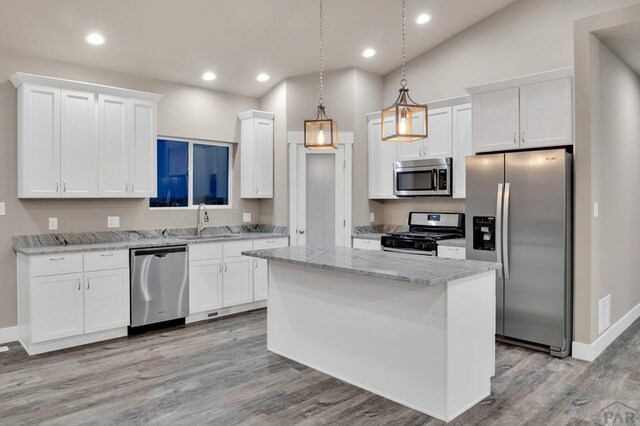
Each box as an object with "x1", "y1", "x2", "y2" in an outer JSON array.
[{"x1": 0, "y1": 47, "x2": 260, "y2": 328}]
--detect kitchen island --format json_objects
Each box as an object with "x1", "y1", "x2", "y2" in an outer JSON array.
[{"x1": 242, "y1": 246, "x2": 500, "y2": 422}]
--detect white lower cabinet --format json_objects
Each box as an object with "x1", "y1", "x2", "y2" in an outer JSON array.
[
  {"x1": 19, "y1": 249, "x2": 130, "y2": 355},
  {"x1": 222, "y1": 256, "x2": 253, "y2": 307},
  {"x1": 437, "y1": 246, "x2": 466, "y2": 260},
  {"x1": 253, "y1": 258, "x2": 268, "y2": 301},
  {"x1": 84, "y1": 268, "x2": 130, "y2": 334},
  {"x1": 31, "y1": 272, "x2": 84, "y2": 343},
  {"x1": 189, "y1": 259, "x2": 223, "y2": 314},
  {"x1": 352, "y1": 238, "x2": 381, "y2": 251}
]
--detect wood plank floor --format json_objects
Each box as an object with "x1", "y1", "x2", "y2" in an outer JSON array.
[{"x1": 1, "y1": 309, "x2": 639, "y2": 425}]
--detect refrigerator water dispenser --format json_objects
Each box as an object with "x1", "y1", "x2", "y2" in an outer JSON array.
[{"x1": 473, "y1": 216, "x2": 495, "y2": 251}]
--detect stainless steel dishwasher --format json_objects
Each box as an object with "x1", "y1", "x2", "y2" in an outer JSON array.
[{"x1": 130, "y1": 245, "x2": 189, "y2": 327}]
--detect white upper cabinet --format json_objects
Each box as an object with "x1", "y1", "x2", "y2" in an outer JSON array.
[
  {"x1": 238, "y1": 110, "x2": 275, "y2": 198},
  {"x1": 471, "y1": 87, "x2": 520, "y2": 153},
  {"x1": 468, "y1": 68, "x2": 574, "y2": 153},
  {"x1": 424, "y1": 107, "x2": 453, "y2": 159},
  {"x1": 98, "y1": 95, "x2": 129, "y2": 197},
  {"x1": 367, "y1": 112, "x2": 397, "y2": 199},
  {"x1": 60, "y1": 90, "x2": 97, "y2": 197},
  {"x1": 17, "y1": 85, "x2": 61, "y2": 198},
  {"x1": 519, "y1": 78, "x2": 572, "y2": 149},
  {"x1": 452, "y1": 103, "x2": 472, "y2": 199},
  {"x1": 11, "y1": 73, "x2": 161, "y2": 199}
]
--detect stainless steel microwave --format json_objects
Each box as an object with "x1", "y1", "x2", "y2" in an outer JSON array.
[{"x1": 393, "y1": 158, "x2": 452, "y2": 197}]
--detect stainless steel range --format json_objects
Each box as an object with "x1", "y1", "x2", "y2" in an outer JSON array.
[{"x1": 381, "y1": 212, "x2": 464, "y2": 256}]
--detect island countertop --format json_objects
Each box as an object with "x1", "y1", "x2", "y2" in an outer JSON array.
[{"x1": 242, "y1": 246, "x2": 500, "y2": 286}]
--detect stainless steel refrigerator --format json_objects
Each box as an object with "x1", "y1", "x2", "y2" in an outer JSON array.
[{"x1": 465, "y1": 149, "x2": 572, "y2": 358}]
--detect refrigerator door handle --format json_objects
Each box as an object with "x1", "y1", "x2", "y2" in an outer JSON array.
[
  {"x1": 496, "y1": 183, "x2": 504, "y2": 279},
  {"x1": 503, "y1": 183, "x2": 511, "y2": 280}
]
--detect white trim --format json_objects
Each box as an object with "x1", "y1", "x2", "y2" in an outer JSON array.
[
  {"x1": 186, "y1": 300, "x2": 267, "y2": 324},
  {"x1": 466, "y1": 67, "x2": 574, "y2": 95},
  {"x1": 10, "y1": 72, "x2": 162, "y2": 102},
  {"x1": 287, "y1": 131, "x2": 354, "y2": 145},
  {"x1": 237, "y1": 110, "x2": 275, "y2": 120},
  {"x1": 572, "y1": 302, "x2": 640, "y2": 362},
  {"x1": 343, "y1": 144, "x2": 353, "y2": 248},
  {"x1": 150, "y1": 136, "x2": 233, "y2": 210},
  {"x1": 0, "y1": 326, "x2": 18, "y2": 344}
]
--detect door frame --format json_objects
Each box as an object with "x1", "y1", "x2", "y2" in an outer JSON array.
[{"x1": 288, "y1": 131, "x2": 353, "y2": 247}]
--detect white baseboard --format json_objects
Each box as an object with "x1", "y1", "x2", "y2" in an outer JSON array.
[
  {"x1": 572, "y1": 302, "x2": 640, "y2": 362},
  {"x1": 0, "y1": 326, "x2": 18, "y2": 344}
]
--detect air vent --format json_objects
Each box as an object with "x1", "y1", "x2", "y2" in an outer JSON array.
[{"x1": 207, "y1": 312, "x2": 219, "y2": 318}]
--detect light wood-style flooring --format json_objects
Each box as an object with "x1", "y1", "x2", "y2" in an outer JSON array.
[{"x1": 1, "y1": 309, "x2": 639, "y2": 425}]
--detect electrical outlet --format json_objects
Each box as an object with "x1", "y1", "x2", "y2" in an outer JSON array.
[
  {"x1": 48, "y1": 217, "x2": 58, "y2": 230},
  {"x1": 243, "y1": 212, "x2": 252, "y2": 223},
  {"x1": 0, "y1": 202, "x2": 5, "y2": 216},
  {"x1": 598, "y1": 295, "x2": 612, "y2": 335},
  {"x1": 370, "y1": 212, "x2": 375, "y2": 223},
  {"x1": 107, "y1": 216, "x2": 120, "y2": 228},
  {"x1": 593, "y1": 202, "x2": 599, "y2": 218}
]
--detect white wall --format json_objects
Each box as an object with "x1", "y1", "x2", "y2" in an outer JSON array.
[{"x1": 591, "y1": 38, "x2": 640, "y2": 340}]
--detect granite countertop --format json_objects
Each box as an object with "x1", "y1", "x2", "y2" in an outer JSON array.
[
  {"x1": 242, "y1": 246, "x2": 500, "y2": 286},
  {"x1": 13, "y1": 225, "x2": 288, "y2": 255},
  {"x1": 437, "y1": 238, "x2": 466, "y2": 248},
  {"x1": 351, "y1": 225, "x2": 407, "y2": 241}
]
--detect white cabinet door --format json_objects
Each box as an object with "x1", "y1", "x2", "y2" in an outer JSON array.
[
  {"x1": 254, "y1": 118, "x2": 274, "y2": 197},
  {"x1": 253, "y1": 258, "x2": 268, "y2": 302},
  {"x1": 19, "y1": 85, "x2": 61, "y2": 198},
  {"x1": 189, "y1": 259, "x2": 223, "y2": 314},
  {"x1": 424, "y1": 107, "x2": 453, "y2": 159},
  {"x1": 222, "y1": 256, "x2": 253, "y2": 307},
  {"x1": 84, "y1": 269, "x2": 130, "y2": 333},
  {"x1": 472, "y1": 87, "x2": 520, "y2": 153},
  {"x1": 352, "y1": 238, "x2": 381, "y2": 250},
  {"x1": 368, "y1": 117, "x2": 398, "y2": 199},
  {"x1": 98, "y1": 95, "x2": 129, "y2": 197},
  {"x1": 60, "y1": 90, "x2": 97, "y2": 198},
  {"x1": 31, "y1": 273, "x2": 84, "y2": 343},
  {"x1": 452, "y1": 103, "x2": 472, "y2": 199},
  {"x1": 520, "y1": 78, "x2": 573, "y2": 149},
  {"x1": 397, "y1": 140, "x2": 424, "y2": 161},
  {"x1": 437, "y1": 246, "x2": 466, "y2": 259},
  {"x1": 129, "y1": 99, "x2": 157, "y2": 198}
]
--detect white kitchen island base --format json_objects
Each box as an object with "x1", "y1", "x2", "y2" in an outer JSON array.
[{"x1": 267, "y1": 262, "x2": 495, "y2": 422}]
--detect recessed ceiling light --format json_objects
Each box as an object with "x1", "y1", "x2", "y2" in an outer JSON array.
[
  {"x1": 85, "y1": 33, "x2": 105, "y2": 45},
  {"x1": 362, "y1": 48, "x2": 376, "y2": 58},
  {"x1": 416, "y1": 14, "x2": 431, "y2": 24},
  {"x1": 202, "y1": 72, "x2": 216, "y2": 81},
  {"x1": 256, "y1": 73, "x2": 270, "y2": 82}
]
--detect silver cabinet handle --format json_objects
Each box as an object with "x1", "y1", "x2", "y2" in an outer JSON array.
[
  {"x1": 521, "y1": 131, "x2": 525, "y2": 144},
  {"x1": 55, "y1": 182, "x2": 59, "y2": 193},
  {"x1": 254, "y1": 259, "x2": 258, "y2": 268},
  {"x1": 131, "y1": 183, "x2": 134, "y2": 192},
  {"x1": 125, "y1": 183, "x2": 128, "y2": 192},
  {"x1": 50, "y1": 257, "x2": 65, "y2": 261},
  {"x1": 513, "y1": 132, "x2": 517, "y2": 144},
  {"x1": 298, "y1": 229, "x2": 305, "y2": 234},
  {"x1": 100, "y1": 253, "x2": 114, "y2": 257},
  {"x1": 77, "y1": 279, "x2": 81, "y2": 291},
  {"x1": 224, "y1": 263, "x2": 228, "y2": 272},
  {"x1": 63, "y1": 182, "x2": 67, "y2": 192},
  {"x1": 87, "y1": 278, "x2": 91, "y2": 290},
  {"x1": 218, "y1": 264, "x2": 222, "y2": 274},
  {"x1": 496, "y1": 183, "x2": 504, "y2": 279},
  {"x1": 503, "y1": 183, "x2": 511, "y2": 280},
  {"x1": 255, "y1": 186, "x2": 258, "y2": 194}
]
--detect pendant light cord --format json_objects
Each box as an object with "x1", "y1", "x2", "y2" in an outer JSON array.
[
  {"x1": 319, "y1": 0, "x2": 324, "y2": 106},
  {"x1": 401, "y1": 0, "x2": 407, "y2": 87}
]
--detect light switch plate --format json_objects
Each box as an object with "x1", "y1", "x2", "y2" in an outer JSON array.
[
  {"x1": 593, "y1": 203, "x2": 599, "y2": 218},
  {"x1": 107, "y1": 216, "x2": 120, "y2": 228},
  {"x1": 243, "y1": 212, "x2": 252, "y2": 223},
  {"x1": 0, "y1": 202, "x2": 5, "y2": 216},
  {"x1": 48, "y1": 217, "x2": 58, "y2": 230},
  {"x1": 370, "y1": 212, "x2": 375, "y2": 223}
]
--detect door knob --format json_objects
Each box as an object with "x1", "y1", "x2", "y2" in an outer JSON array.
[{"x1": 298, "y1": 229, "x2": 305, "y2": 234}]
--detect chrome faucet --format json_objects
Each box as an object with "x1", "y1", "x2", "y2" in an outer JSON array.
[{"x1": 196, "y1": 203, "x2": 209, "y2": 237}]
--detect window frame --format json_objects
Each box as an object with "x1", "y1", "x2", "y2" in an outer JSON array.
[{"x1": 150, "y1": 136, "x2": 234, "y2": 210}]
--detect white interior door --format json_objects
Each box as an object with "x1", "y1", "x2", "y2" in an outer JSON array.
[{"x1": 292, "y1": 144, "x2": 347, "y2": 248}]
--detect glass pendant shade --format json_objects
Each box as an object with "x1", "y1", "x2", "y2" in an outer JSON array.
[
  {"x1": 381, "y1": 87, "x2": 428, "y2": 142},
  {"x1": 305, "y1": 105, "x2": 338, "y2": 150}
]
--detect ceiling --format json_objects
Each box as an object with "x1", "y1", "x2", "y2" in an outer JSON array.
[
  {"x1": 597, "y1": 22, "x2": 640, "y2": 75},
  {"x1": 0, "y1": 0, "x2": 516, "y2": 98}
]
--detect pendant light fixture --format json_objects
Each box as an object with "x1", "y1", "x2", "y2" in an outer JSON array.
[
  {"x1": 304, "y1": 0, "x2": 338, "y2": 150},
  {"x1": 381, "y1": 0, "x2": 428, "y2": 142}
]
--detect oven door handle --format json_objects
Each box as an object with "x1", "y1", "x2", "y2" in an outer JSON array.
[{"x1": 382, "y1": 247, "x2": 436, "y2": 256}]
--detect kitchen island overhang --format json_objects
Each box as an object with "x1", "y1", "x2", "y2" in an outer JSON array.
[{"x1": 242, "y1": 246, "x2": 500, "y2": 422}]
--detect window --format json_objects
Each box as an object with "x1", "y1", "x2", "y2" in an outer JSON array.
[{"x1": 150, "y1": 138, "x2": 232, "y2": 208}]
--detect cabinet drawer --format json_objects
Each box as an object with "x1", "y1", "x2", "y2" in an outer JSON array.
[
  {"x1": 437, "y1": 246, "x2": 466, "y2": 260},
  {"x1": 189, "y1": 242, "x2": 223, "y2": 261},
  {"x1": 30, "y1": 253, "x2": 83, "y2": 277},
  {"x1": 223, "y1": 240, "x2": 253, "y2": 258},
  {"x1": 84, "y1": 250, "x2": 129, "y2": 272},
  {"x1": 253, "y1": 237, "x2": 288, "y2": 250},
  {"x1": 352, "y1": 238, "x2": 381, "y2": 251}
]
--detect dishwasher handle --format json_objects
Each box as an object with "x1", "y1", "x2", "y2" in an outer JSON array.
[{"x1": 131, "y1": 245, "x2": 188, "y2": 257}]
